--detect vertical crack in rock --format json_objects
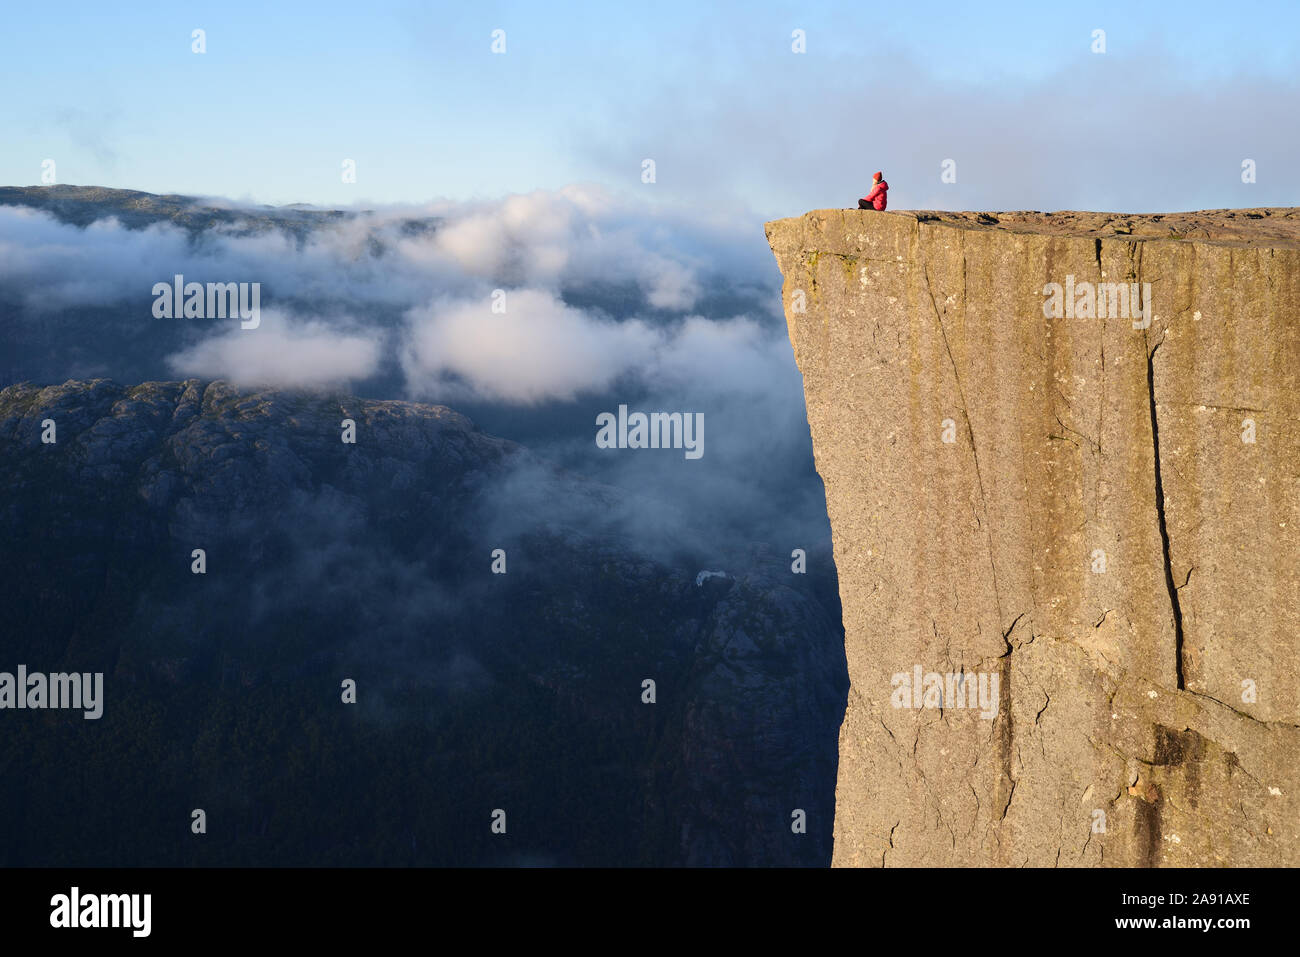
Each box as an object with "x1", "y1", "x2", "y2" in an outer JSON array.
[{"x1": 1147, "y1": 334, "x2": 1186, "y2": 689}]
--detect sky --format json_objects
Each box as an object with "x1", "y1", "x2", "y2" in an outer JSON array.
[{"x1": 3, "y1": 0, "x2": 1298, "y2": 216}]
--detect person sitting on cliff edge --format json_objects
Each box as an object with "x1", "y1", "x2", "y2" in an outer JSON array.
[{"x1": 858, "y1": 172, "x2": 888, "y2": 210}]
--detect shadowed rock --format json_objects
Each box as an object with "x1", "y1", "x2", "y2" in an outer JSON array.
[{"x1": 0, "y1": 378, "x2": 845, "y2": 866}]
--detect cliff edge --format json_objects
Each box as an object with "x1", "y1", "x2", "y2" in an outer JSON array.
[{"x1": 767, "y1": 208, "x2": 1300, "y2": 866}]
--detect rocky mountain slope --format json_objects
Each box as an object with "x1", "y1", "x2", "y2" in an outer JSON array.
[
  {"x1": 767, "y1": 207, "x2": 1299, "y2": 866},
  {"x1": 0, "y1": 378, "x2": 847, "y2": 865},
  {"x1": 0, "y1": 185, "x2": 362, "y2": 236}
]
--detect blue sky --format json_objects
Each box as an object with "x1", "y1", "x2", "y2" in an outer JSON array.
[{"x1": 2, "y1": 0, "x2": 1297, "y2": 214}]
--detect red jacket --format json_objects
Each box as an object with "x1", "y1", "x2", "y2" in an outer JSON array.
[{"x1": 861, "y1": 180, "x2": 888, "y2": 210}]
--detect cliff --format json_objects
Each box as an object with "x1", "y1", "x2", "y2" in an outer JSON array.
[{"x1": 767, "y1": 208, "x2": 1300, "y2": 866}]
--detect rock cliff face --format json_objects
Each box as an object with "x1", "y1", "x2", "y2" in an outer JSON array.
[{"x1": 767, "y1": 208, "x2": 1300, "y2": 866}]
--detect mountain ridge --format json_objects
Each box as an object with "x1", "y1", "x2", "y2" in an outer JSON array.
[{"x1": 0, "y1": 375, "x2": 847, "y2": 866}]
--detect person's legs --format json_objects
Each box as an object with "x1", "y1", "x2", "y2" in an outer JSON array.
[{"x1": 858, "y1": 198, "x2": 871, "y2": 209}]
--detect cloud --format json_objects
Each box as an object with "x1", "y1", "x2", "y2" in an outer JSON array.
[
  {"x1": 641, "y1": 255, "x2": 701, "y2": 310},
  {"x1": 402, "y1": 289, "x2": 658, "y2": 403},
  {"x1": 0, "y1": 207, "x2": 205, "y2": 310},
  {"x1": 644, "y1": 315, "x2": 776, "y2": 392},
  {"x1": 52, "y1": 106, "x2": 119, "y2": 169},
  {"x1": 167, "y1": 311, "x2": 383, "y2": 388},
  {"x1": 578, "y1": 47, "x2": 1300, "y2": 216},
  {"x1": 1, "y1": 185, "x2": 834, "y2": 566},
  {"x1": 1, "y1": 186, "x2": 786, "y2": 403}
]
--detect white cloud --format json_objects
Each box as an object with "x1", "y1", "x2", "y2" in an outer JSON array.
[
  {"x1": 2, "y1": 187, "x2": 786, "y2": 403},
  {"x1": 167, "y1": 311, "x2": 382, "y2": 388},
  {"x1": 402, "y1": 289, "x2": 658, "y2": 403}
]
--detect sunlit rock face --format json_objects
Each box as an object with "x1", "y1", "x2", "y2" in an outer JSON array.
[{"x1": 768, "y1": 207, "x2": 1300, "y2": 866}]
